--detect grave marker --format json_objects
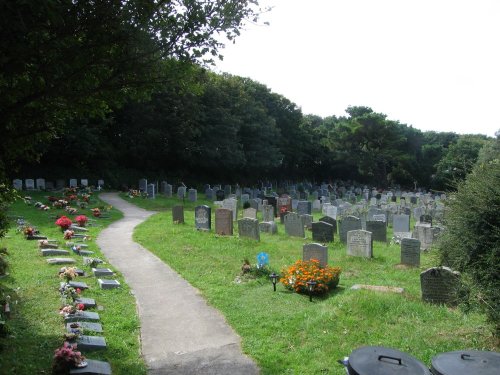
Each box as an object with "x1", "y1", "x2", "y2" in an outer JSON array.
[
  {"x1": 243, "y1": 207, "x2": 257, "y2": 220},
  {"x1": 339, "y1": 216, "x2": 362, "y2": 243},
  {"x1": 172, "y1": 205, "x2": 184, "y2": 224},
  {"x1": 312, "y1": 221, "x2": 334, "y2": 243},
  {"x1": 420, "y1": 267, "x2": 460, "y2": 305},
  {"x1": 97, "y1": 279, "x2": 120, "y2": 289},
  {"x1": 259, "y1": 221, "x2": 277, "y2": 234},
  {"x1": 13, "y1": 179, "x2": 22, "y2": 190},
  {"x1": 36, "y1": 178, "x2": 46, "y2": 190},
  {"x1": 284, "y1": 212, "x2": 305, "y2": 238},
  {"x1": 66, "y1": 322, "x2": 103, "y2": 333},
  {"x1": 195, "y1": 205, "x2": 211, "y2": 231},
  {"x1": 25, "y1": 179, "x2": 35, "y2": 190},
  {"x1": 139, "y1": 178, "x2": 147, "y2": 192},
  {"x1": 393, "y1": 214, "x2": 410, "y2": 233},
  {"x1": 75, "y1": 335, "x2": 107, "y2": 351},
  {"x1": 366, "y1": 220, "x2": 387, "y2": 242},
  {"x1": 401, "y1": 238, "x2": 421, "y2": 267},
  {"x1": 238, "y1": 218, "x2": 260, "y2": 241},
  {"x1": 69, "y1": 179, "x2": 78, "y2": 188},
  {"x1": 188, "y1": 188, "x2": 197, "y2": 202},
  {"x1": 347, "y1": 230, "x2": 373, "y2": 258},
  {"x1": 147, "y1": 183, "x2": 155, "y2": 199},
  {"x1": 296, "y1": 201, "x2": 312, "y2": 215},
  {"x1": 215, "y1": 208, "x2": 233, "y2": 235},
  {"x1": 319, "y1": 216, "x2": 337, "y2": 233},
  {"x1": 303, "y1": 243, "x2": 328, "y2": 267},
  {"x1": 69, "y1": 359, "x2": 112, "y2": 375}
]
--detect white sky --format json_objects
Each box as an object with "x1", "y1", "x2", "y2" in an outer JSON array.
[{"x1": 214, "y1": 0, "x2": 500, "y2": 137}]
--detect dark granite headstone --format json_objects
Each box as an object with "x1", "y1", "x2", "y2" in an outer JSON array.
[
  {"x1": 420, "y1": 214, "x2": 433, "y2": 225},
  {"x1": 215, "y1": 208, "x2": 233, "y2": 235},
  {"x1": 195, "y1": 205, "x2": 211, "y2": 231},
  {"x1": 296, "y1": 201, "x2": 312, "y2": 215},
  {"x1": 312, "y1": 221, "x2": 334, "y2": 242},
  {"x1": 401, "y1": 238, "x2": 421, "y2": 267},
  {"x1": 41, "y1": 249, "x2": 69, "y2": 256},
  {"x1": 303, "y1": 243, "x2": 328, "y2": 267},
  {"x1": 69, "y1": 359, "x2": 112, "y2": 375},
  {"x1": 319, "y1": 216, "x2": 337, "y2": 233},
  {"x1": 366, "y1": 220, "x2": 387, "y2": 242},
  {"x1": 97, "y1": 279, "x2": 120, "y2": 289},
  {"x1": 64, "y1": 311, "x2": 100, "y2": 322},
  {"x1": 339, "y1": 216, "x2": 362, "y2": 243},
  {"x1": 215, "y1": 190, "x2": 225, "y2": 201},
  {"x1": 74, "y1": 335, "x2": 107, "y2": 351},
  {"x1": 75, "y1": 298, "x2": 97, "y2": 309},
  {"x1": 172, "y1": 205, "x2": 184, "y2": 224},
  {"x1": 264, "y1": 196, "x2": 278, "y2": 217},
  {"x1": 66, "y1": 322, "x2": 103, "y2": 334},
  {"x1": 92, "y1": 268, "x2": 114, "y2": 277},
  {"x1": 420, "y1": 267, "x2": 460, "y2": 305}
]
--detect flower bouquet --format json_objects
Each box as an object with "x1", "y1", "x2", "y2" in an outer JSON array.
[
  {"x1": 55, "y1": 216, "x2": 72, "y2": 231},
  {"x1": 59, "y1": 267, "x2": 78, "y2": 282},
  {"x1": 63, "y1": 230, "x2": 74, "y2": 240},
  {"x1": 90, "y1": 208, "x2": 101, "y2": 217},
  {"x1": 52, "y1": 342, "x2": 86, "y2": 373},
  {"x1": 74, "y1": 215, "x2": 88, "y2": 227},
  {"x1": 280, "y1": 259, "x2": 341, "y2": 295}
]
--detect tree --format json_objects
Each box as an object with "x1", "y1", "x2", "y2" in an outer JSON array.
[{"x1": 0, "y1": 0, "x2": 264, "y2": 179}]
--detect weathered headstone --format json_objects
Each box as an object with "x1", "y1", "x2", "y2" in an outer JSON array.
[
  {"x1": 238, "y1": 218, "x2": 260, "y2": 241},
  {"x1": 347, "y1": 230, "x2": 373, "y2": 258},
  {"x1": 393, "y1": 214, "x2": 410, "y2": 233},
  {"x1": 325, "y1": 205, "x2": 337, "y2": 219},
  {"x1": 97, "y1": 179, "x2": 104, "y2": 188},
  {"x1": 366, "y1": 220, "x2": 387, "y2": 242},
  {"x1": 301, "y1": 214, "x2": 313, "y2": 230},
  {"x1": 177, "y1": 186, "x2": 186, "y2": 199},
  {"x1": 339, "y1": 216, "x2": 362, "y2": 243},
  {"x1": 277, "y1": 195, "x2": 292, "y2": 214},
  {"x1": 262, "y1": 205, "x2": 274, "y2": 222},
  {"x1": 400, "y1": 238, "x2": 421, "y2": 266},
  {"x1": 284, "y1": 212, "x2": 305, "y2": 238},
  {"x1": 420, "y1": 267, "x2": 460, "y2": 305},
  {"x1": 147, "y1": 183, "x2": 155, "y2": 199},
  {"x1": 420, "y1": 214, "x2": 433, "y2": 225},
  {"x1": 372, "y1": 214, "x2": 386, "y2": 223},
  {"x1": 36, "y1": 178, "x2": 46, "y2": 190},
  {"x1": 312, "y1": 221, "x2": 334, "y2": 243},
  {"x1": 69, "y1": 179, "x2": 78, "y2": 188},
  {"x1": 241, "y1": 193, "x2": 250, "y2": 207},
  {"x1": 172, "y1": 205, "x2": 184, "y2": 224},
  {"x1": 303, "y1": 243, "x2": 328, "y2": 267},
  {"x1": 188, "y1": 188, "x2": 197, "y2": 202},
  {"x1": 259, "y1": 221, "x2": 277, "y2": 234},
  {"x1": 296, "y1": 201, "x2": 312, "y2": 215},
  {"x1": 413, "y1": 222, "x2": 433, "y2": 250},
  {"x1": 319, "y1": 216, "x2": 337, "y2": 233},
  {"x1": 215, "y1": 208, "x2": 233, "y2": 235},
  {"x1": 80, "y1": 179, "x2": 88, "y2": 187},
  {"x1": 139, "y1": 178, "x2": 147, "y2": 192},
  {"x1": 12, "y1": 179, "x2": 23, "y2": 190},
  {"x1": 265, "y1": 196, "x2": 278, "y2": 217},
  {"x1": 222, "y1": 198, "x2": 238, "y2": 221},
  {"x1": 242, "y1": 207, "x2": 257, "y2": 220},
  {"x1": 195, "y1": 205, "x2": 211, "y2": 231},
  {"x1": 25, "y1": 179, "x2": 35, "y2": 190}
]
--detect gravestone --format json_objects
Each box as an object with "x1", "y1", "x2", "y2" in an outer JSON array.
[
  {"x1": 188, "y1": 188, "x2": 197, "y2": 202},
  {"x1": 97, "y1": 179, "x2": 104, "y2": 188},
  {"x1": 319, "y1": 216, "x2": 337, "y2": 234},
  {"x1": 98, "y1": 279, "x2": 120, "y2": 289},
  {"x1": 243, "y1": 207, "x2": 257, "y2": 220},
  {"x1": 74, "y1": 297, "x2": 96, "y2": 309},
  {"x1": 147, "y1": 183, "x2": 155, "y2": 199},
  {"x1": 164, "y1": 183, "x2": 172, "y2": 197},
  {"x1": 420, "y1": 267, "x2": 460, "y2": 305},
  {"x1": 241, "y1": 194, "x2": 250, "y2": 207},
  {"x1": 36, "y1": 178, "x2": 46, "y2": 190},
  {"x1": 160, "y1": 181, "x2": 169, "y2": 195},
  {"x1": 69, "y1": 359, "x2": 112, "y2": 375},
  {"x1": 277, "y1": 195, "x2": 292, "y2": 214},
  {"x1": 312, "y1": 199, "x2": 321, "y2": 211},
  {"x1": 296, "y1": 201, "x2": 312, "y2": 215},
  {"x1": 69, "y1": 179, "x2": 77, "y2": 188},
  {"x1": 312, "y1": 221, "x2": 334, "y2": 243},
  {"x1": 139, "y1": 178, "x2": 147, "y2": 192},
  {"x1": 177, "y1": 186, "x2": 186, "y2": 199},
  {"x1": 262, "y1": 205, "x2": 274, "y2": 222},
  {"x1": 325, "y1": 205, "x2": 337, "y2": 219},
  {"x1": 238, "y1": 218, "x2": 260, "y2": 241},
  {"x1": 64, "y1": 311, "x2": 100, "y2": 322},
  {"x1": 41, "y1": 249, "x2": 69, "y2": 256},
  {"x1": 25, "y1": 179, "x2": 35, "y2": 190},
  {"x1": 215, "y1": 189, "x2": 225, "y2": 201},
  {"x1": 413, "y1": 222, "x2": 433, "y2": 250},
  {"x1": 259, "y1": 221, "x2": 277, "y2": 234},
  {"x1": 92, "y1": 268, "x2": 114, "y2": 277},
  {"x1": 301, "y1": 214, "x2": 313, "y2": 230},
  {"x1": 224, "y1": 185, "x2": 232, "y2": 197},
  {"x1": 393, "y1": 214, "x2": 410, "y2": 233},
  {"x1": 75, "y1": 335, "x2": 107, "y2": 351},
  {"x1": 420, "y1": 214, "x2": 433, "y2": 225},
  {"x1": 205, "y1": 188, "x2": 214, "y2": 200},
  {"x1": 249, "y1": 199, "x2": 259, "y2": 211},
  {"x1": 400, "y1": 238, "x2": 421, "y2": 267},
  {"x1": 303, "y1": 243, "x2": 328, "y2": 267},
  {"x1": 265, "y1": 196, "x2": 278, "y2": 217},
  {"x1": 47, "y1": 258, "x2": 76, "y2": 264},
  {"x1": 222, "y1": 198, "x2": 238, "y2": 221},
  {"x1": 339, "y1": 216, "x2": 362, "y2": 243},
  {"x1": 366, "y1": 220, "x2": 387, "y2": 242},
  {"x1": 367, "y1": 207, "x2": 385, "y2": 221},
  {"x1": 410, "y1": 196, "x2": 418, "y2": 205},
  {"x1": 172, "y1": 205, "x2": 184, "y2": 224},
  {"x1": 215, "y1": 208, "x2": 233, "y2": 235},
  {"x1": 195, "y1": 205, "x2": 211, "y2": 231},
  {"x1": 13, "y1": 179, "x2": 23, "y2": 190},
  {"x1": 56, "y1": 179, "x2": 65, "y2": 189},
  {"x1": 347, "y1": 230, "x2": 373, "y2": 258},
  {"x1": 372, "y1": 214, "x2": 386, "y2": 223},
  {"x1": 284, "y1": 212, "x2": 305, "y2": 238},
  {"x1": 80, "y1": 179, "x2": 88, "y2": 187},
  {"x1": 66, "y1": 322, "x2": 103, "y2": 334}
]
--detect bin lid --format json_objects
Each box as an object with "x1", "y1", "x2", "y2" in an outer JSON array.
[
  {"x1": 431, "y1": 350, "x2": 500, "y2": 375},
  {"x1": 347, "y1": 346, "x2": 431, "y2": 375}
]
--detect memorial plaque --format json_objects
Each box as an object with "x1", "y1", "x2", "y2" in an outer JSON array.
[
  {"x1": 66, "y1": 322, "x2": 103, "y2": 334},
  {"x1": 194, "y1": 205, "x2": 211, "y2": 231},
  {"x1": 284, "y1": 212, "x2": 305, "y2": 238},
  {"x1": 303, "y1": 243, "x2": 328, "y2": 267},
  {"x1": 69, "y1": 359, "x2": 112, "y2": 375},
  {"x1": 75, "y1": 335, "x2": 107, "y2": 351},
  {"x1": 401, "y1": 238, "x2": 421, "y2": 267},
  {"x1": 41, "y1": 249, "x2": 69, "y2": 256},
  {"x1": 47, "y1": 258, "x2": 76, "y2": 264},
  {"x1": 259, "y1": 221, "x2": 277, "y2": 234},
  {"x1": 366, "y1": 220, "x2": 387, "y2": 243},
  {"x1": 98, "y1": 279, "x2": 120, "y2": 289},
  {"x1": 312, "y1": 221, "x2": 334, "y2": 243},
  {"x1": 339, "y1": 216, "x2": 362, "y2": 243},
  {"x1": 215, "y1": 208, "x2": 233, "y2": 235},
  {"x1": 64, "y1": 311, "x2": 100, "y2": 322},
  {"x1": 172, "y1": 205, "x2": 184, "y2": 224},
  {"x1": 347, "y1": 230, "x2": 373, "y2": 258},
  {"x1": 238, "y1": 218, "x2": 260, "y2": 241},
  {"x1": 420, "y1": 267, "x2": 460, "y2": 305},
  {"x1": 92, "y1": 268, "x2": 114, "y2": 277}
]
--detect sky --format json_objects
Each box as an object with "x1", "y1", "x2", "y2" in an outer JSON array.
[{"x1": 214, "y1": 0, "x2": 500, "y2": 137}]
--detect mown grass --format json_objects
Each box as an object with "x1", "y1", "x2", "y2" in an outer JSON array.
[
  {"x1": 0, "y1": 191, "x2": 147, "y2": 375},
  {"x1": 129, "y1": 193, "x2": 497, "y2": 375}
]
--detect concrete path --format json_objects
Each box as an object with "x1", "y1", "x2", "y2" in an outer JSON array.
[{"x1": 97, "y1": 192, "x2": 259, "y2": 375}]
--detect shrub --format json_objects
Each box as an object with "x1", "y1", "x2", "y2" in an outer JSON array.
[
  {"x1": 280, "y1": 259, "x2": 341, "y2": 295},
  {"x1": 438, "y1": 160, "x2": 500, "y2": 336}
]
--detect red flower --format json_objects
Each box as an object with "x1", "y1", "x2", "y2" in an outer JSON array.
[
  {"x1": 76, "y1": 288, "x2": 81, "y2": 294},
  {"x1": 77, "y1": 303, "x2": 84, "y2": 311},
  {"x1": 55, "y1": 216, "x2": 72, "y2": 230},
  {"x1": 75, "y1": 215, "x2": 88, "y2": 227}
]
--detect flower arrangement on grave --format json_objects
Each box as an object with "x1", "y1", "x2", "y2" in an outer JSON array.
[
  {"x1": 23, "y1": 196, "x2": 32, "y2": 204},
  {"x1": 65, "y1": 206, "x2": 77, "y2": 215},
  {"x1": 59, "y1": 302, "x2": 84, "y2": 317},
  {"x1": 55, "y1": 216, "x2": 72, "y2": 230},
  {"x1": 59, "y1": 267, "x2": 78, "y2": 282},
  {"x1": 67, "y1": 194, "x2": 77, "y2": 202},
  {"x1": 52, "y1": 342, "x2": 86, "y2": 373},
  {"x1": 280, "y1": 259, "x2": 341, "y2": 295},
  {"x1": 68, "y1": 322, "x2": 84, "y2": 335},
  {"x1": 74, "y1": 215, "x2": 88, "y2": 227},
  {"x1": 128, "y1": 189, "x2": 141, "y2": 198},
  {"x1": 81, "y1": 194, "x2": 90, "y2": 203},
  {"x1": 23, "y1": 226, "x2": 35, "y2": 237},
  {"x1": 83, "y1": 257, "x2": 102, "y2": 268},
  {"x1": 64, "y1": 187, "x2": 77, "y2": 195},
  {"x1": 48, "y1": 196, "x2": 58, "y2": 202},
  {"x1": 59, "y1": 284, "x2": 81, "y2": 302},
  {"x1": 63, "y1": 230, "x2": 74, "y2": 240},
  {"x1": 91, "y1": 208, "x2": 101, "y2": 217}
]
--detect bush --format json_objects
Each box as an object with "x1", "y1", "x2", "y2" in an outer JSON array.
[
  {"x1": 438, "y1": 160, "x2": 500, "y2": 335},
  {"x1": 280, "y1": 259, "x2": 341, "y2": 295}
]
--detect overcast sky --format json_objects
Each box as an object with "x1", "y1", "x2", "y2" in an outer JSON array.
[{"x1": 214, "y1": 0, "x2": 499, "y2": 137}]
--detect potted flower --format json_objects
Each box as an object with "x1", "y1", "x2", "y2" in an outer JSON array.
[
  {"x1": 280, "y1": 259, "x2": 341, "y2": 295},
  {"x1": 52, "y1": 342, "x2": 86, "y2": 373},
  {"x1": 55, "y1": 216, "x2": 72, "y2": 231},
  {"x1": 74, "y1": 215, "x2": 88, "y2": 227}
]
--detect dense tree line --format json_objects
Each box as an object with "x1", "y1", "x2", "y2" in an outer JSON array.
[{"x1": 15, "y1": 63, "x2": 494, "y2": 189}]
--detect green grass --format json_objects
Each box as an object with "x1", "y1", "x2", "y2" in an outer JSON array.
[
  {"x1": 130, "y1": 194, "x2": 498, "y2": 375},
  {"x1": 0, "y1": 191, "x2": 147, "y2": 375}
]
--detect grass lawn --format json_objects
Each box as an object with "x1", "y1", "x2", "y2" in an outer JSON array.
[
  {"x1": 0, "y1": 191, "x2": 147, "y2": 374},
  {"x1": 126, "y1": 193, "x2": 498, "y2": 375}
]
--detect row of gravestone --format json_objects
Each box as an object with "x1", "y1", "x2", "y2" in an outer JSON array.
[{"x1": 12, "y1": 178, "x2": 104, "y2": 191}]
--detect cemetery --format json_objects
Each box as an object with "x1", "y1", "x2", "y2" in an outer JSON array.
[{"x1": 1, "y1": 180, "x2": 497, "y2": 374}]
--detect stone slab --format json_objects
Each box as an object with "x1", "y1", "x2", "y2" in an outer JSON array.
[
  {"x1": 92, "y1": 268, "x2": 114, "y2": 277},
  {"x1": 66, "y1": 322, "x2": 103, "y2": 334},
  {"x1": 69, "y1": 359, "x2": 111, "y2": 375},
  {"x1": 98, "y1": 279, "x2": 120, "y2": 289},
  {"x1": 350, "y1": 284, "x2": 405, "y2": 294},
  {"x1": 75, "y1": 297, "x2": 97, "y2": 309},
  {"x1": 41, "y1": 249, "x2": 69, "y2": 256},
  {"x1": 47, "y1": 258, "x2": 76, "y2": 264},
  {"x1": 64, "y1": 311, "x2": 100, "y2": 322},
  {"x1": 74, "y1": 335, "x2": 107, "y2": 351}
]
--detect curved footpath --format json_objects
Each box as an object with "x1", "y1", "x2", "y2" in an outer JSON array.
[{"x1": 97, "y1": 192, "x2": 259, "y2": 375}]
